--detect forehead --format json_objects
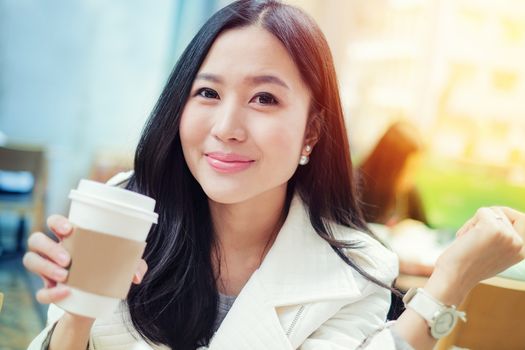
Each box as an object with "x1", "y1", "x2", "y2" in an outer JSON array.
[{"x1": 197, "y1": 25, "x2": 309, "y2": 92}]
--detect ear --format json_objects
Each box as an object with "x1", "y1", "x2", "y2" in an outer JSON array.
[{"x1": 303, "y1": 113, "x2": 322, "y2": 150}]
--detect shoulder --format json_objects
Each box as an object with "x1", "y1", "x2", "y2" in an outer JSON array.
[
  {"x1": 330, "y1": 222, "x2": 399, "y2": 286},
  {"x1": 105, "y1": 170, "x2": 134, "y2": 187},
  {"x1": 288, "y1": 195, "x2": 399, "y2": 287},
  {"x1": 91, "y1": 302, "x2": 137, "y2": 337}
]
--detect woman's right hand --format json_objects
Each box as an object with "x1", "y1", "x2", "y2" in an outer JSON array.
[
  {"x1": 24, "y1": 214, "x2": 149, "y2": 348},
  {"x1": 23, "y1": 215, "x2": 149, "y2": 308},
  {"x1": 23, "y1": 215, "x2": 75, "y2": 305}
]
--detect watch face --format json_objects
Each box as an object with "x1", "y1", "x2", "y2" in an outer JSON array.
[{"x1": 431, "y1": 310, "x2": 457, "y2": 338}]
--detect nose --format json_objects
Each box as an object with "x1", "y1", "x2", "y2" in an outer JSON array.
[{"x1": 211, "y1": 99, "x2": 247, "y2": 143}]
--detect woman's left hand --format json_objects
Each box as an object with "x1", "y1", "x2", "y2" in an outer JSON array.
[
  {"x1": 432, "y1": 206, "x2": 524, "y2": 300},
  {"x1": 395, "y1": 207, "x2": 524, "y2": 350}
]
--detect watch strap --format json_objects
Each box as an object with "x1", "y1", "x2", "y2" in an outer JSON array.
[
  {"x1": 403, "y1": 288, "x2": 467, "y2": 339},
  {"x1": 403, "y1": 288, "x2": 467, "y2": 323},
  {"x1": 405, "y1": 288, "x2": 443, "y2": 322}
]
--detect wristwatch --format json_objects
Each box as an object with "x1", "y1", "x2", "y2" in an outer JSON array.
[{"x1": 402, "y1": 287, "x2": 467, "y2": 339}]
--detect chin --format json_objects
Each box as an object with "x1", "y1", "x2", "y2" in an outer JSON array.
[
  {"x1": 203, "y1": 189, "x2": 253, "y2": 204},
  {"x1": 201, "y1": 179, "x2": 289, "y2": 206},
  {"x1": 200, "y1": 182, "x2": 255, "y2": 204}
]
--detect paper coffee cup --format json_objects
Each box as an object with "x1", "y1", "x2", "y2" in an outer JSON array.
[{"x1": 55, "y1": 179, "x2": 158, "y2": 319}]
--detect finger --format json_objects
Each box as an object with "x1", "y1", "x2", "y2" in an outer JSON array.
[
  {"x1": 473, "y1": 207, "x2": 517, "y2": 238},
  {"x1": 132, "y1": 259, "x2": 148, "y2": 284},
  {"x1": 46, "y1": 215, "x2": 74, "y2": 240},
  {"x1": 35, "y1": 285, "x2": 70, "y2": 304},
  {"x1": 500, "y1": 207, "x2": 525, "y2": 236},
  {"x1": 456, "y1": 217, "x2": 476, "y2": 237},
  {"x1": 472, "y1": 207, "x2": 505, "y2": 231},
  {"x1": 23, "y1": 251, "x2": 69, "y2": 283},
  {"x1": 485, "y1": 207, "x2": 524, "y2": 259},
  {"x1": 498, "y1": 208, "x2": 525, "y2": 259},
  {"x1": 456, "y1": 207, "x2": 485, "y2": 237},
  {"x1": 27, "y1": 232, "x2": 71, "y2": 267},
  {"x1": 489, "y1": 207, "x2": 515, "y2": 230},
  {"x1": 40, "y1": 276, "x2": 56, "y2": 289},
  {"x1": 491, "y1": 206, "x2": 523, "y2": 242}
]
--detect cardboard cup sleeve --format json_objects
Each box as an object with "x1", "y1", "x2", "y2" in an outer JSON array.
[{"x1": 62, "y1": 227, "x2": 147, "y2": 299}]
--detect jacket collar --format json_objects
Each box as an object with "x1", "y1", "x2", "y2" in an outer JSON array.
[
  {"x1": 254, "y1": 194, "x2": 362, "y2": 306},
  {"x1": 205, "y1": 194, "x2": 363, "y2": 349}
]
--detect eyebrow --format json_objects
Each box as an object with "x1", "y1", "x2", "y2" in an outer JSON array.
[
  {"x1": 195, "y1": 73, "x2": 223, "y2": 84},
  {"x1": 247, "y1": 75, "x2": 289, "y2": 89},
  {"x1": 195, "y1": 73, "x2": 290, "y2": 90}
]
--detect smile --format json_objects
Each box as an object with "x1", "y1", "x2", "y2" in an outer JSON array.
[{"x1": 205, "y1": 152, "x2": 255, "y2": 173}]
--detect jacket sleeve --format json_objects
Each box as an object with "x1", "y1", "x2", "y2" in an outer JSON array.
[{"x1": 26, "y1": 304, "x2": 66, "y2": 350}]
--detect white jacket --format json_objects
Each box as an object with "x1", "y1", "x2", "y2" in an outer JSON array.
[{"x1": 28, "y1": 178, "x2": 400, "y2": 350}]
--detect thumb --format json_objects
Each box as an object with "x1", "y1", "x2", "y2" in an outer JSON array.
[
  {"x1": 132, "y1": 259, "x2": 148, "y2": 285},
  {"x1": 501, "y1": 207, "x2": 525, "y2": 235}
]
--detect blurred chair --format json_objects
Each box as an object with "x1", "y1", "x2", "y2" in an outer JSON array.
[
  {"x1": 0, "y1": 145, "x2": 46, "y2": 256},
  {"x1": 437, "y1": 277, "x2": 525, "y2": 350}
]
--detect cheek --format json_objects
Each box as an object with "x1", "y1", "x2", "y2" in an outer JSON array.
[
  {"x1": 180, "y1": 105, "x2": 207, "y2": 148},
  {"x1": 179, "y1": 105, "x2": 209, "y2": 168},
  {"x1": 255, "y1": 119, "x2": 305, "y2": 171},
  {"x1": 266, "y1": 130, "x2": 299, "y2": 157}
]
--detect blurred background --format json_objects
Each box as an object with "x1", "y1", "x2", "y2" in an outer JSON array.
[{"x1": 1, "y1": 0, "x2": 524, "y2": 348}]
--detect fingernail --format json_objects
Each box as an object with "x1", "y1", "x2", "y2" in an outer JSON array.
[
  {"x1": 55, "y1": 285, "x2": 69, "y2": 294},
  {"x1": 60, "y1": 222, "x2": 72, "y2": 233},
  {"x1": 58, "y1": 252, "x2": 70, "y2": 265},
  {"x1": 54, "y1": 269, "x2": 68, "y2": 280}
]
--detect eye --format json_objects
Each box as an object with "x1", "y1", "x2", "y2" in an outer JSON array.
[
  {"x1": 195, "y1": 87, "x2": 220, "y2": 99},
  {"x1": 251, "y1": 92, "x2": 279, "y2": 106}
]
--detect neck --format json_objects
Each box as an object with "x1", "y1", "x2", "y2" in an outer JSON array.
[
  {"x1": 209, "y1": 185, "x2": 287, "y2": 253},
  {"x1": 209, "y1": 185, "x2": 288, "y2": 295}
]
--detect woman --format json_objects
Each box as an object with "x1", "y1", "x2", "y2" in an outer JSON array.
[
  {"x1": 358, "y1": 121, "x2": 427, "y2": 226},
  {"x1": 24, "y1": 1, "x2": 524, "y2": 349}
]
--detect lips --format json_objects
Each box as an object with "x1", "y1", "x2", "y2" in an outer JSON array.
[{"x1": 205, "y1": 152, "x2": 255, "y2": 173}]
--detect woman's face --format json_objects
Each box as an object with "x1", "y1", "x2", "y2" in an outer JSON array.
[{"x1": 180, "y1": 25, "x2": 313, "y2": 204}]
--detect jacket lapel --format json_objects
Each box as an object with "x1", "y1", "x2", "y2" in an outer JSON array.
[
  {"x1": 256, "y1": 194, "x2": 361, "y2": 306},
  {"x1": 207, "y1": 271, "x2": 293, "y2": 349},
  {"x1": 207, "y1": 195, "x2": 362, "y2": 349}
]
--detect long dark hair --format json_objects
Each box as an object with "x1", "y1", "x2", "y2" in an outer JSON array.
[{"x1": 125, "y1": 1, "x2": 398, "y2": 349}]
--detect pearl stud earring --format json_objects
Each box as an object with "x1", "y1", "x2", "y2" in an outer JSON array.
[
  {"x1": 299, "y1": 155, "x2": 309, "y2": 165},
  {"x1": 299, "y1": 145, "x2": 312, "y2": 165}
]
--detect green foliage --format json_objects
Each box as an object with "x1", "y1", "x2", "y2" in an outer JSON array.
[{"x1": 416, "y1": 157, "x2": 525, "y2": 229}]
